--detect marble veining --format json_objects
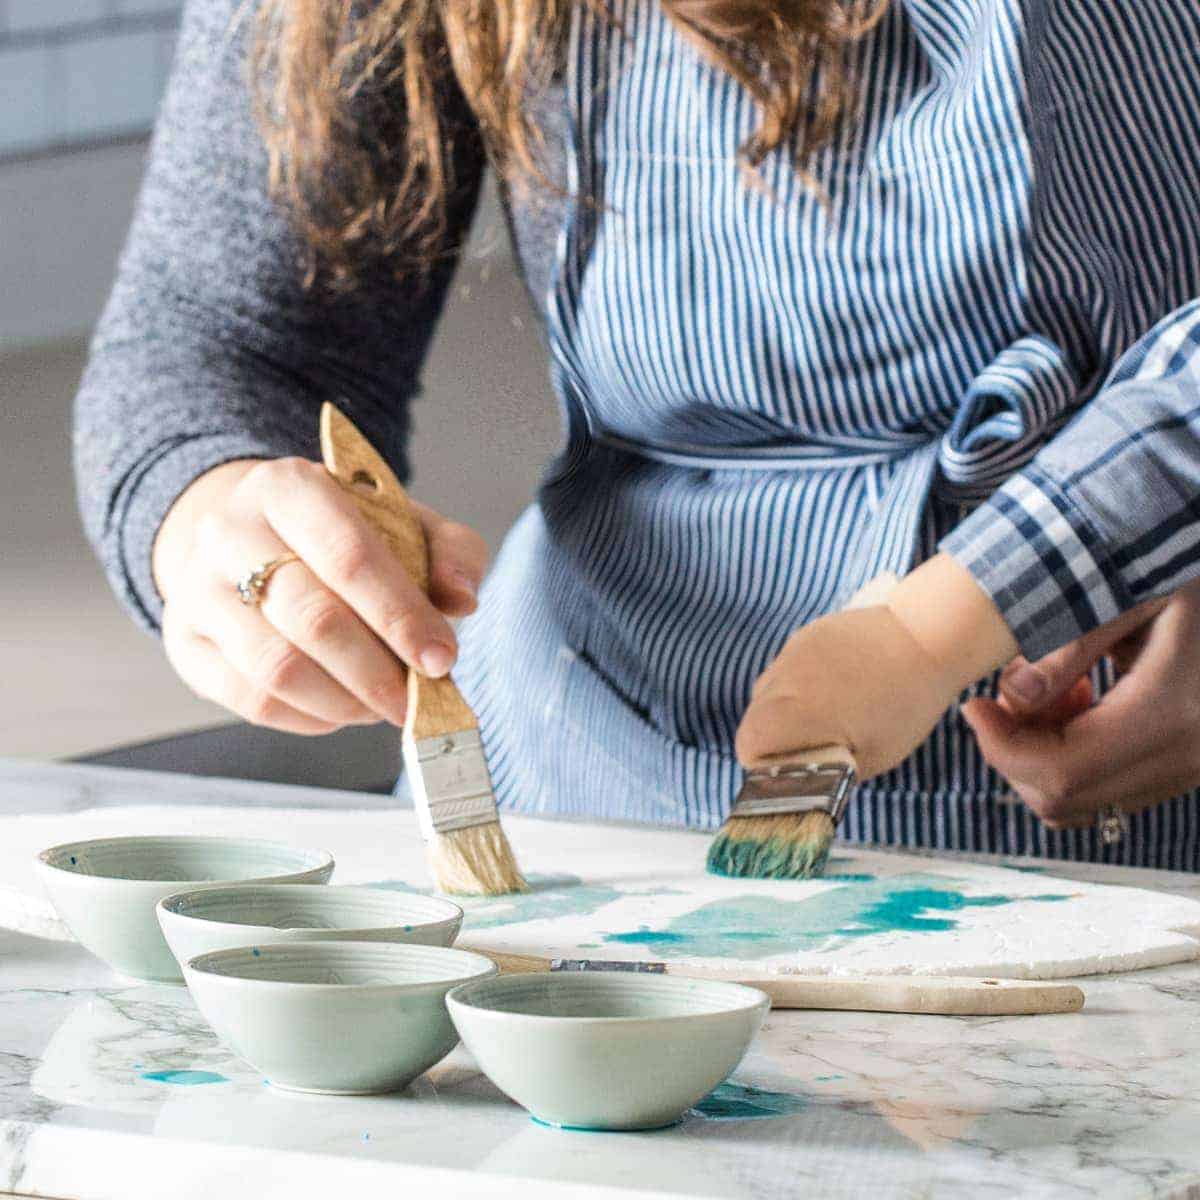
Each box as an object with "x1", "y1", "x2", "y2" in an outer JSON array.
[{"x1": 7, "y1": 930, "x2": 1200, "y2": 1197}]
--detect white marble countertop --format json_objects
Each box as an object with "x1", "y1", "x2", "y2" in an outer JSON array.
[{"x1": 4, "y1": 760, "x2": 1200, "y2": 1199}]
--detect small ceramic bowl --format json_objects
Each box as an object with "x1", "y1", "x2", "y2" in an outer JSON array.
[
  {"x1": 158, "y1": 884, "x2": 463, "y2": 968},
  {"x1": 37, "y1": 836, "x2": 334, "y2": 983},
  {"x1": 184, "y1": 941, "x2": 497, "y2": 1094},
  {"x1": 447, "y1": 972, "x2": 770, "y2": 1131}
]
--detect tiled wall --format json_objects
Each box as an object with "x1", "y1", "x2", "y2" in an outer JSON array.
[{"x1": 0, "y1": 1, "x2": 181, "y2": 160}]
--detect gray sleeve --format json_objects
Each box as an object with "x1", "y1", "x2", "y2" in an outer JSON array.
[{"x1": 72, "y1": 0, "x2": 485, "y2": 633}]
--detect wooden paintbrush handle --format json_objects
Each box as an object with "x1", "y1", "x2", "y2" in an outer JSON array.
[
  {"x1": 318, "y1": 403, "x2": 477, "y2": 741},
  {"x1": 319, "y1": 404, "x2": 429, "y2": 586},
  {"x1": 470, "y1": 948, "x2": 1084, "y2": 1015}
]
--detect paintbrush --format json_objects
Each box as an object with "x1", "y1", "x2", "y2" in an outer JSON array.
[
  {"x1": 320, "y1": 402, "x2": 527, "y2": 896},
  {"x1": 466, "y1": 949, "x2": 1085, "y2": 1016},
  {"x1": 707, "y1": 573, "x2": 899, "y2": 881}
]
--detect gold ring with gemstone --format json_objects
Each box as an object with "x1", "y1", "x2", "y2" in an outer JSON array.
[{"x1": 236, "y1": 552, "x2": 300, "y2": 607}]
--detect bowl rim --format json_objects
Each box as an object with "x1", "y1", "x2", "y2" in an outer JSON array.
[
  {"x1": 183, "y1": 939, "x2": 498, "y2": 994},
  {"x1": 445, "y1": 971, "x2": 771, "y2": 1025},
  {"x1": 36, "y1": 835, "x2": 335, "y2": 886},
  {"x1": 157, "y1": 883, "x2": 464, "y2": 937}
]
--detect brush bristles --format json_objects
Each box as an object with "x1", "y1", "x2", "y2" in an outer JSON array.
[
  {"x1": 706, "y1": 811, "x2": 836, "y2": 880},
  {"x1": 426, "y1": 819, "x2": 529, "y2": 896}
]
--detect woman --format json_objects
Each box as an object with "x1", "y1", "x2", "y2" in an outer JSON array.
[{"x1": 75, "y1": 0, "x2": 1200, "y2": 867}]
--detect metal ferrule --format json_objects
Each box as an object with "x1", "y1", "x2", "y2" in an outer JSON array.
[
  {"x1": 408, "y1": 729, "x2": 498, "y2": 835},
  {"x1": 551, "y1": 959, "x2": 667, "y2": 974},
  {"x1": 729, "y1": 760, "x2": 856, "y2": 825}
]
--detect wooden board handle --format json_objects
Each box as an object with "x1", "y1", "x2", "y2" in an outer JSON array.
[
  {"x1": 466, "y1": 949, "x2": 1085, "y2": 1016},
  {"x1": 745, "y1": 974, "x2": 1084, "y2": 1016},
  {"x1": 318, "y1": 402, "x2": 477, "y2": 741}
]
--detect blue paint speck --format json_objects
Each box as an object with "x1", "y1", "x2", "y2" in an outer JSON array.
[
  {"x1": 69, "y1": 856, "x2": 77, "y2": 865},
  {"x1": 141, "y1": 1069, "x2": 228, "y2": 1086},
  {"x1": 362, "y1": 1132, "x2": 371, "y2": 1142},
  {"x1": 403, "y1": 925, "x2": 413, "y2": 933},
  {"x1": 251, "y1": 948, "x2": 261, "y2": 957}
]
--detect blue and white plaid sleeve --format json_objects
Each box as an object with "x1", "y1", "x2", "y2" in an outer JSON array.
[{"x1": 941, "y1": 299, "x2": 1200, "y2": 661}]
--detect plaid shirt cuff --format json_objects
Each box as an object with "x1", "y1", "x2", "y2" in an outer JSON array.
[
  {"x1": 942, "y1": 300, "x2": 1200, "y2": 661},
  {"x1": 940, "y1": 467, "x2": 1134, "y2": 661}
]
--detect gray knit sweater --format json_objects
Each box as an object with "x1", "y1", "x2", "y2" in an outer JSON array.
[{"x1": 73, "y1": 0, "x2": 564, "y2": 632}]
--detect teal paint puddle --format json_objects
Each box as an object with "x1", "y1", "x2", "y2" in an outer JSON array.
[
  {"x1": 602, "y1": 873, "x2": 1072, "y2": 960},
  {"x1": 141, "y1": 1069, "x2": 228, "y2": 1086},
  {"x1": 691, "y1": 1082, "x2": 807, "y2": 1121}
]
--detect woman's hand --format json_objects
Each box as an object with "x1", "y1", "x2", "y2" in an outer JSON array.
[
  {"x1": 153, "y1": 457, "x2": 488, "y2": 735},
  {"x1": 963, "y1": 583, "x2": 1200, "y2": 828}
]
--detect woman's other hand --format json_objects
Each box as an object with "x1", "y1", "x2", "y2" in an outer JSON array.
[
  {"x1": 963, "y1": 584, "x2": 1200, "y2": 828},
  {"x1": 152, "y1": 457, "x2": 489, "y2": 734}
]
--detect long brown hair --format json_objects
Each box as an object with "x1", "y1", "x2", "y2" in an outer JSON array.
[{"x1": 253, "y1": 0, "x2": 885, "y2": 286}]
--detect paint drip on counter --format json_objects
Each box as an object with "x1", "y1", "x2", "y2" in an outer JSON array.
[
  {"x1": 140, "y1": 1069, "x2": 228, "y2": 1085},
  {"x1": 690, "y1": 1082, "x2": 808, "y2": 1121}
]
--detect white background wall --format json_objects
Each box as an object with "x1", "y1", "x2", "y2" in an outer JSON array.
[
  {"x1": 0, "y1": 7, "x2": 558, "y2": 759},
  {"x1": 0, "y1": 1, "x2": 180, "y2": 159}
]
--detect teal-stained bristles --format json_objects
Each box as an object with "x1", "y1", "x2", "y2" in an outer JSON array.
[{"x1": 706, "y1": 811, "x2": 835, "y2": 880}]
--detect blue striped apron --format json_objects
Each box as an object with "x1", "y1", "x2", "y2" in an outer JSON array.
[{"x1": 447, "y1": 0, "x2": 1200, "y2": 870}]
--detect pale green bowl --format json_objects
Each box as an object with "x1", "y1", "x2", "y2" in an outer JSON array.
[
  {"x1": 184, "y1": 941, "x2": 497, "y2": 1095},
  {"x1": 447, "y1": 972, "x2": 770, "y2": 1131},
  {"x1": 158, "y1": 884, "x2": 463, "y2": 969},
  {"x1": 37, "y1": 836, "x2": 334, "y2": 983}
]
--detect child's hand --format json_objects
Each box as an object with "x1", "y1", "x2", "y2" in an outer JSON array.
[
  {"x1": 735, "y1": 605, "x2": 958, "y2": 777},
  {"x1": 736, "y1": 555, "x2": 1018, "y2": 780}
]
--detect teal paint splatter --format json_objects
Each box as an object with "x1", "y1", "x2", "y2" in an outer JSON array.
[
  {"x1": 365, "y1": 874, "x2": 627, "y2": 930},
  {"x1": 462, "y1": 876, "x2": 625, "y2": 930},
  {"x1": 814, "y1": 1075, "x2": 844, "y2": 1083},
  {"x1": 603, "y1": 874, "x2": 1072, "y2": 960},
  {"x1": 824, "y1": 874, "x2": 876, "y2": 883},
  {"x1": 691, "y1": 1082, "x2": 807, "y2": 1121},
  {"x1": 141, "y1": 1069, "x2": 228, "y2": 1086}
]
